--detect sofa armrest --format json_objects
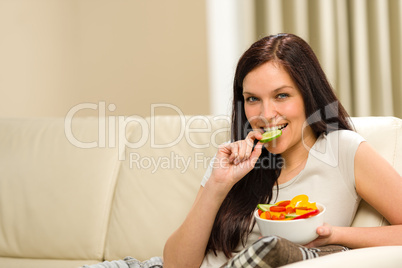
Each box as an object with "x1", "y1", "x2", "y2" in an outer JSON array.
[{"x1": 281, "y1": 246, "x2": 402, "y2": 268}]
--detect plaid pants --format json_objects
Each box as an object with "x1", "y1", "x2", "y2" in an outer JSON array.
[
  {"x1": 221, "y1": 236, "x2": 349, "y2": 268},
  {"x1": 82, "y1": 256, "x2": 163, "y2": 268}
]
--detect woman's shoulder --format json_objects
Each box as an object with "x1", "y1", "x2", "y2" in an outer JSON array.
[
  {"x1": 325, "y1": 129, "x2": 365, "y2": 144},
  {"x1": 310, "y1": 130, "x2": 365, "y2": 167}
]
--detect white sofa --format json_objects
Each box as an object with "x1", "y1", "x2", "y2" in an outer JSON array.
[{"x1": 0, "y1": 115, "x2": 401, "y2": 268}]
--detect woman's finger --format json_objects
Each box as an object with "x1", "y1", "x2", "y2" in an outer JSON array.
[
  {"x1": 228, "y1": 142, "x2": 239, "y2": 163},
  {"x1": 250, "y1": 141, "x2": 263, "y2": 165},
  {"x1": 244, "y1": 131, "x2": 263, "y2": 160},
  {"x1": 232, "y1": 131, "x2": 262, "y2": 163},
  {"x1": 236, "y1": 140, "x2": 248, "y2": 162}
]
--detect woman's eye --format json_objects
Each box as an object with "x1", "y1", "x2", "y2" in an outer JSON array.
[
  {"x1": 246, "y1": 96, "x2": 259, "y2": 103},
  {"x1": 276, "y1": 93, "x2": 289, "y2": 99}
]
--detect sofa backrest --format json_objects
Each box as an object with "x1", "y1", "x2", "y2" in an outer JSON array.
[
  {"x1": 0, "y1": 115, "x2": 230, "y2": 262},
  {"x1": 0, "y1": 118, "x2": 121, "y2": 260}
]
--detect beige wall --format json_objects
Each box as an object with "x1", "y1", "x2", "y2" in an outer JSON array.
[{"x1": 0, "y1": 0, "x2": 209, "y2": 118}]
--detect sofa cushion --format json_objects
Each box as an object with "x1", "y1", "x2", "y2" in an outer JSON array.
[
  {"x1": 281, "y1": 245, "x2": 402, "y2": 268},
  {"x1": 0, "y1": 118, "x2": 120, "y2": 260},
  {"x1": 0, "y1": 257, "x2": 100, "y2": 268}
]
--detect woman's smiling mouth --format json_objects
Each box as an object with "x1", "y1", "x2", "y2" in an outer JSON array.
[{"x1": 262, "y1": 123, "x2": 288, "y2": 132}]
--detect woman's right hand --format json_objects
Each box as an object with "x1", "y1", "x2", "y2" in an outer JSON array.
[
  {"x1": 163, "y1": 131, "x2": 263, "y2": 268},
  {"x1": 207, "y1": 130, "x2": 263, "y2": 192}
]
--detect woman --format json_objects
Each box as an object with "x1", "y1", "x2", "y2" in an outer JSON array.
[{"x1": 163, "y1": 33, "x2": 402, "y2": 267}]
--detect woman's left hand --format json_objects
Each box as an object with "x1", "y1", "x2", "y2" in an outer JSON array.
[{"x1": 304, "y1": 223, "x2": 334, "y2": 248}]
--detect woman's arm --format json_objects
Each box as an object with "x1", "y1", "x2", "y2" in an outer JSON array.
[
  {"x1": 306, "y1": 141, "x2": 402, "y2": 248},
  {"x1": 354, "y1": 142, "x2": 402, "y2": 226},
  {"x1": 163, "y1": 132, "x2": 263, "y2": 268},
  {"x1": 162, "y1": 185, "x2": 226, "y2": 268}
]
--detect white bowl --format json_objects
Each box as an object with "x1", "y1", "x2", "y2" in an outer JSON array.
[{"x1": 254, "y1": 203, "x2": 326, "y2": 245}]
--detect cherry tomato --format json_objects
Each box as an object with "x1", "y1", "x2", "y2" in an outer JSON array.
[
  {"x1": 260, "y1": 211, "x2": 271, "y2": 220},
  {"x1": 270, "y1": 206, "x2": 286, "y2": 212},
  {"x1": 258, "y1": 209, "x2": 263, "y2": 216},
  {"x1": 276, "y1": 200, "x2": 291, "y2": 207},
  {"x1": 286, "y1": 206, "x2": 296, "y2": 214}
]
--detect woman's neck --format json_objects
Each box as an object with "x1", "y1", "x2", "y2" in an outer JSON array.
[{"x1": 278, "y1": 128, "x2": 317, "y2": 184}]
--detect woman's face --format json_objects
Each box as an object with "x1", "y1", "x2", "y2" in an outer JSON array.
[{"x1": 242, "y1": 61, "x2": 315, "y2": 156}]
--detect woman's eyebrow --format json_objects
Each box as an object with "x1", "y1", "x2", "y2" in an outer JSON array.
[
  {"x1": 242, "y1": 91, "x2": 254, "y2": 95},
  {"x1": 272, "y1": 85, "x2": 294, "y2": 93},
  {"x1": 243, "y1": 85, "x2": 294, "y2": 95}
]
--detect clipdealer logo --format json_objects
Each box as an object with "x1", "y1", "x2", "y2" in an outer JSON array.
[
  {"x1": 128, "y1": 151, "x2": 214, "y2": 174},
  {"x1": 64, "y1": 102, "x2": 230, "y2": 161}
]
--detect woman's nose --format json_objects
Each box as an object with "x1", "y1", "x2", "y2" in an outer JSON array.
[{"x1": 260, "y1": 101, "x2": 277, "y2": 122}]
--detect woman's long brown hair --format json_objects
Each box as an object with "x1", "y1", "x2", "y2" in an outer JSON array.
[{"x1": 205, "y1": 33, "x2": 353, "y2": 258}]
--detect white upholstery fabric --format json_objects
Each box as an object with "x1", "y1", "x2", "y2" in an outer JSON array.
[
  {"x1": 0, "y1": 118, "x2": 120, "y2": 260},
  {"x1": 351, "y1": 117, "x2": 401, "y2": 171},
  {"x1": 282, "y1": 246, "x2": 402, "y2": 268},
  {"x1": 0, "y1": 257, "x2": 100, "y2": 268}
]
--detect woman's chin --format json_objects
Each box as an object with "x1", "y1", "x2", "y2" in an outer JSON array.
[{"x1": 263, "y1": 141, "x2": 285, "y2": 155}]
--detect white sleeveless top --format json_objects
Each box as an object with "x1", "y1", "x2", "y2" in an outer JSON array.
[{"x1": 200, "y1": 130, "x2": 365, "y2": 267}]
